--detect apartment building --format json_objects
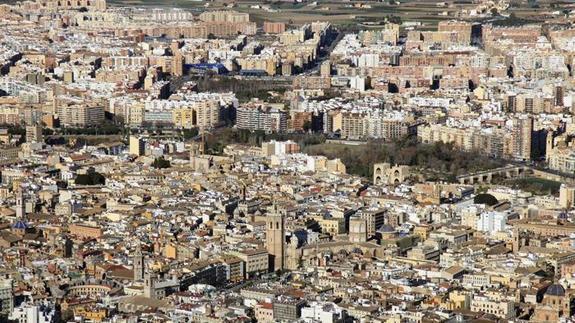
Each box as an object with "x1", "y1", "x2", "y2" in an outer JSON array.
[
  {"x1": 359, "y1": 24, "x2": 400, "y2": 45},
  {"x1": 293, "y1": 76, "x2": 331, "y2": 90},
  {"x1": 549, "y1": 148, "x2": 575, "y2": 174},
  {"x1": 172, "y1": 100, "x2": 222, "y2": 129},
  {"x1": 340, "y1": 112, "x2": 365, "y2": 139},
  {"x1": 199, "y1": 11, "x2": 250, "y2": 24},
  {"x1": 230, "y1": 249, "x2": 269, "y2": 279},
  {"x1": 57, "y1": 104, "x2": 105, "y2": 127},
  {"x1": 263, "y1": 22, "x2": 286, "y2": 34},
  {"x1": 470, "y1": 295, "x2": 515, "y2": 319},
  {"x1": 482, "y1": 24, "x2": 540, "y2": 45},
  {"x1": 236, "y1": 103, "x2": 287, "y2": 133},
  {"x1": 273, "y1": 299, "x2": 306, "y2": 322},
  {"x1": 21, "y1": 0, "x2": 107, "y2": 11},
  {"x1": 129, "y1": 136, "x2": 145, "y2": 156},
  {"x1": 237, "y1": 56, "x2": 278, "y2": 76},
  {"x1": 418, "y1": 117, "x2": 533, "y2": 161},
  {"x1": 357, "y1": 208, "x2": 386, "y2": 238},
  {"x1": 339, "y1": 111, "x2": 416, "y2": 140},
  {"x1": 510, "y1": 117, "x2": 533, "y2": 161},
  {"x1": 0, "y1": 106, "x2": 20, "y2": 125},
  {"x1": 437, "y1": 20, "x2": 473, "y2": 44},
  {"x1": 102, "y1": 56, "x2": 149, "y2": 68}
]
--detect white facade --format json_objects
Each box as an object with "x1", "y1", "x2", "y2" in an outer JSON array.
[
  {"x1": 9, "y1": 302, "x2": 55, "y2": 323},
  {"x1": 476, "y1": 211, "x2": 507, "y2": 233},
  {"x1": 300, "y1": 302, "x2": 344, "y2": 323}
]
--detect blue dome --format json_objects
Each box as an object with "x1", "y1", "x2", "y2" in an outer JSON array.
[
  {"x1": 378, "y1": 224, "x2": 395, "y2": 233},
  {"x1": 12, "y1": 220, "x2": 27, "y2": 230},
  {"x1": 546, "y1": 284, "x2": 565, "y2": 297}
]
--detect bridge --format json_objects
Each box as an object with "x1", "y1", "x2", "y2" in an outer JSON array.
[{"x1": 456, "y1": 165, "x2": 533, "y2": 185}]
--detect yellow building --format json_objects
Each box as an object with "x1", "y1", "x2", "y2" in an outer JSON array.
[
  {"x1": 470, "y1": 295, "x2": 514, "y2": 319},
  {"x1": 172, "y1": 100, "x2": 221, "y2": 129},
  {"x1": 414, "y1": 225, "x2": 432, "y2": 241},
  {"x1": 237, "y1": 56, "x2": 278, "y2": 76},
  {"x1": 340, "y1": 112, "x2": 365, "y2": 139},
  {"x1": 73, "y1": 307, "x2": 107, "y2": 322},
  {"x1": 280, "y1": 30, "x2": 307, "y2": 45},
  {"x1": 164, "y1": 242, "x2": 197, "y2": 260},
  {"x1": 129, "y1": 136, "x2": 145, "y2": 156},
  {"x1": 164, "y1": 243, "x2": 177, "y2": 260},
  {"x1": 311, "y1": 156, "x2": 346, "y2": 174},
  {"x1": 230, "y1": 249, "x2": 268, "y2": 278},
  {"x1": 319, "y1": 217, "x2": 346, "y2": 236},
  {"x1": 447, "y1": 290, "x2": 471, "y2": 310}
]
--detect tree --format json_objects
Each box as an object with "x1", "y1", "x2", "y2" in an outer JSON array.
[
  {"x1": 386, "y1": 15, "x2": 402, "y2": 24},
  {"x1": 303, "y1": 120, "x2": 312, "y2": 132},
  {"x1": 152, "y1": 157, "x2": 171, "y2": 169},
  {"x1": 474, "y1": 193, "x2": 499, "y2": 206},
  {"x1": 302, "y1": 138, "x2": 504, "y2": 180},
  {"x1": 56, "y1": 180, "x2": 68, "y2": 189},
  {"x1": 42, "y1": 128, "x2": 54, "y2": 136},
  {"x1": 75, "y1": 169, "x2": 106, "y2": 185},
  {"x1": 183, "y1": 128, "x2": 199, "y2": 140}
]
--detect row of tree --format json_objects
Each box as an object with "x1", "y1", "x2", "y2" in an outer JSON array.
[{"x1": 304, "y1": 137, "x2": 505, "y2": 180}]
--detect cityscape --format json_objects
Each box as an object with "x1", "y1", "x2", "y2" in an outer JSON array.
[{"x1": 0, "y1": 0, "x2": 575, "y2": 322}]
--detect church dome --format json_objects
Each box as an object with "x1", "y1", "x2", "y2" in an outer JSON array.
[
  {"x1": 12, "y1": 220, "x2": 28, "y2": 230},
  {"x1": 378, "y1": 224, "x2": 395, "y2": 233},
  {"x1": 546, "y1": 283, "x2": 565, "y2": 297}
]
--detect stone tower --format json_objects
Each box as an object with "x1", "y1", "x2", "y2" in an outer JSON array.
[
  {"x1": 266, "y1": 204, "x2": 285, "y2": 272},
  {"x1": 143, "y1": 268, "x2": 156, "y2": 299},
  {"x1": 15, "y1": 189, "x2": 25, "y2": 219},
  {"x1": 133, "y1": 245, "x2": 145, "y2": 281},
  {"x1": 512, "y1": 227, "x2": 530, "y2": 253}
]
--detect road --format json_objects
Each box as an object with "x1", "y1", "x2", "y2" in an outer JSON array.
[{"x1": 303, "y1": 31, "x2": 345, "y2": 76}]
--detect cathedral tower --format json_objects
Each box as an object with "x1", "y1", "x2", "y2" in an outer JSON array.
[{"x1": 266, "y1": 205, "x2": 285, "y2": 272}]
